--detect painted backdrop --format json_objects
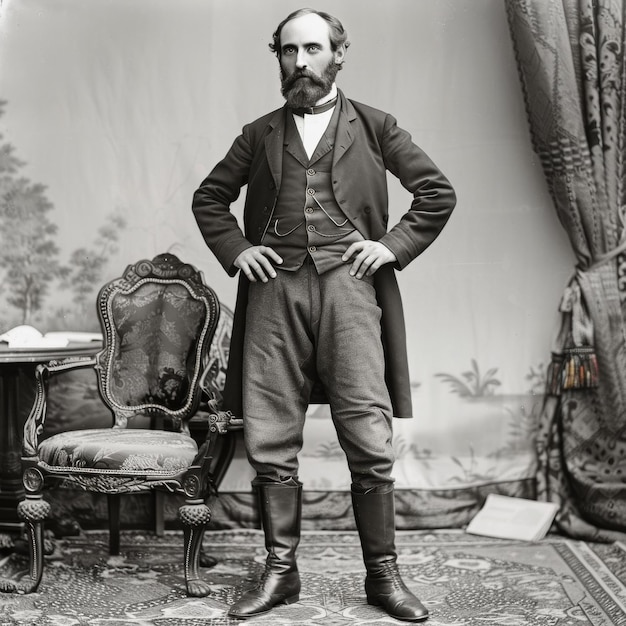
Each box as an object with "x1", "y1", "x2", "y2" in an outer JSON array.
[{"x1": 0, "y1": 0, "x2": 574, "y2": 527}]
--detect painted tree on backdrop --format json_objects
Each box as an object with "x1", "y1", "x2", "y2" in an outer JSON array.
[
  {"x1": 0, "y1": 100, "x2": 64, "y2": 328},
  {"x1": 0, "y1": 101, "x2": 126, "y2": 332},
  {"x1": 58, "y1": 215, "x2": 127, "y2": 327}
]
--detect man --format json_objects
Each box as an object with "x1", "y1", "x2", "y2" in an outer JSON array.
[{"x1": 192, "y1": 8, "x2": 456, "y2": 622}]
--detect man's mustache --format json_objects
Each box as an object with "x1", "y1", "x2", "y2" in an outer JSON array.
[{"x1": 282, "y1": 69, "x2": 325, "y2": 90}]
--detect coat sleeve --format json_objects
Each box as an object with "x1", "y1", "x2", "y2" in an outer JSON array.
[
  {"x1": 377, "y1": 114, "x2": 457, "y2": 270},
  {"x1": 192, "y1": 126, "x2": 256, "y2": 277}
]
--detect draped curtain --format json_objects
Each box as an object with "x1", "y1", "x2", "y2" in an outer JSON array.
[{"x1": 506, "y1": 0, "x2": 626, "y2": 541}]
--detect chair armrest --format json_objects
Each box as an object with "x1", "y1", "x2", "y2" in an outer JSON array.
[
  {"x1": 206, "y1": 400, "x2": 234, "y2": 435},
  {"x1": 198, "y1": 355, "x2": 243, "y2": 434},
  {"x1": 22, "y1": 356, "x2": 98, "y2": 457},
  {"x1": 224, "y1": 415, "x2": 243, "y2": 431},
  {"x1": 190, "y1": 357, "x2": 243, "y2": 494},
  {"x1": 186, "y1": 396, "x2": 244, "y2": 496}
]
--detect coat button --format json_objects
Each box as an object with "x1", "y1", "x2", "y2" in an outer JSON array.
[
  {"x1": 307, "y1": 168, "x2": 316, "y2": 176},
  {"x1": 364, "y1": 206, "x2": 371, "y2": 214}
]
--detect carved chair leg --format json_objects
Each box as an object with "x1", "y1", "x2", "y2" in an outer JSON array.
[
  {"x1": 6, "y1": 496, "x2": 51, "y2": 594},
  {"x1": 179, "y1": 500, "x2": 212, "y2": 597},
  {"x1": 107, "y1": 494, "x2": 121, "y2": 555}
]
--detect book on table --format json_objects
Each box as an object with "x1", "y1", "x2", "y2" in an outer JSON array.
[{"x1": 0, "y1": 325, "x2": 102, "y2": 348}]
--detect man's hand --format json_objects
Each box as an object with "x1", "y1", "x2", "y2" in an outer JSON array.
[
  {"x1": 342, "y1": 240, "x2": 397, "y2": 279},
  {"x1": 234, "y1": 246, "x2": 283, "y2": 282}
]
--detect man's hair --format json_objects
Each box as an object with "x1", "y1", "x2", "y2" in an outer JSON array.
[{"x1": 269, "y1": 8, "x2": 350, "y2": 59}]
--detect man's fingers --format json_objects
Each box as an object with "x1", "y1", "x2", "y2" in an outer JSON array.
[
  {"x1": 257, "y1": 256, "x2": 277, "y2": 281},
  {"x1": 239, "y1": 261, "x2": 260, "y2": 282},
  {"x1": 235, "y1": 246, "x2": 282, "y2": 282},
  {"x1": 350, "y1": 255, "x2": 373, "y2": 278},
  {"x1": 248, "y1": 260, "x2": 268, "y2": 282},
  {"x1": 263, "y1": 247, "x2": 284, "y2": 265},
  {"x1": 342, "y1": 242, "x2": 361, "y2": 262},
  {"x1": 344, "y1": 241, "x2": 396, "y2": 278}
]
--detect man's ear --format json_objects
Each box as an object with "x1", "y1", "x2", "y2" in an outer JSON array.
[{"x1": 334, "y1": 45, "x2": 346, "y2": 65}]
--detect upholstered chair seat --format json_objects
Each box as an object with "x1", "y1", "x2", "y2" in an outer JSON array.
[{"x1": 38, "y1": 428, "x2": 198, "y2": 475}]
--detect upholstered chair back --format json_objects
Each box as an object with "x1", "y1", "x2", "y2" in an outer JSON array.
[{"x1": 95, "y1": 254, "x2": 219, "y2": 431}]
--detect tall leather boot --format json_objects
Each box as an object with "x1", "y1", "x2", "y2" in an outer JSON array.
[
  {"x1": 352, "y1": 487, "x2": 429, "y2": 622},
  {"x1": 228, "y1": 481, "x2": 302, "y2": 619}
]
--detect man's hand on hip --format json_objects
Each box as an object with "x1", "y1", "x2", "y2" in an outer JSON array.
[
  {"x1": 235, "y1": 246, "x2": 283, "y2": 282},
  {"x1": 342, "y1": 241, "x2": 397, "y2": 279}
]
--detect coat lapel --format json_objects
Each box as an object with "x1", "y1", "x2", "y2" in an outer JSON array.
[
  {"x1": 284, "y1": 114, "x2": 310, "y2": 167},
  {"x1": 264, "y1": 109, "x2": 286, "y2": 191},
  {"x1": 332, "y1": 90, "x2": 356, "y2": 168}
]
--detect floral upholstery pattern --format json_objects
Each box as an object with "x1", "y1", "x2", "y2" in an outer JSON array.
[
  {"x1": 106, "y1": 282, "x2": 207, "y2": 410},
  {"x1": 38, "y1": 428, "x2": 198, "y2": 474}
]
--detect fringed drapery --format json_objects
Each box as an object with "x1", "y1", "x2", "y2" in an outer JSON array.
[{"x1": 506, "y1": 0, "x2": 626, "y2": 540}]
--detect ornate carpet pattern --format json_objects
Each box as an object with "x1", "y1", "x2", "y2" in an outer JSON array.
[{"x1": 1, "y1": 529, "x2": 626, "y2": 625}]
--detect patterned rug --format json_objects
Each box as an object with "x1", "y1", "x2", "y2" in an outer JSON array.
[{"x1": 1, "y1": 529, "x2": 626, "y2": 625}]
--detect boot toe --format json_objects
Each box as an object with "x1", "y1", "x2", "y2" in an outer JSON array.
[
  {"x1": 388, "y1": 596, "x2": 429, "y2": 622},
  {"x1": 368, "y1": 590, "x2": 429, "y2": 622},
  {"x1": 228, "y1": 588, "x2": 300, "y2": 619}
]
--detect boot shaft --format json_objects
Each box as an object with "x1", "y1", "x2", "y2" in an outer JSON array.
[
  {"x1": 258, "y1": 482, "x2": 302, "y2": 565},
  {"x1": 351, "y1": 488, "x2": 398, "y2": 567}
]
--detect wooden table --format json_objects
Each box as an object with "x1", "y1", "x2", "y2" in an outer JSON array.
[{"x1": 0, "y1": 342, "x2": 102, "y2": 532}]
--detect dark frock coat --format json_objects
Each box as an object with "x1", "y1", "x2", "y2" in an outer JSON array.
[{"x1": 192, "y1": 90, "x2": 456, "y2": 419}]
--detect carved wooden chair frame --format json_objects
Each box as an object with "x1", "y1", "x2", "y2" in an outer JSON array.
[{"x1": 1, "y1": 253, "x2": 235, "y2": 597}]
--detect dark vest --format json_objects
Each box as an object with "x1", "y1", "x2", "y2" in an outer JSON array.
[{"x1": 262, "y1": 105, "x2": 363, "y2": 274}]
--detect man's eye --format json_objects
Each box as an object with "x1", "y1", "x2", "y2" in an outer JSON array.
[
  {"x1": 283, "y1": 47, "x2": 295, "y2": 55},
  {"x1": 308, "y1": 45, "x2": 320, "y2": 53}
]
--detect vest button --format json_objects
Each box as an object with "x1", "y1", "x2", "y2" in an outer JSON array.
[
  {"x1": 307, "y1": 188, "x2": 315, "y2": 195},
  {"x1": 308, "y1": 246, "x2": 317, "y2": 252},
  {"x1": 305, "y1": 207, "x2": 314, "y2": 213},
  {"x1": 307, "y1": 225, "x2": 315, "y2": 232}
]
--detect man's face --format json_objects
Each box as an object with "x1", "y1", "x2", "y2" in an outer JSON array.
[{"x1": 279, "y1": 13, "x2": 345, "y2": 108}]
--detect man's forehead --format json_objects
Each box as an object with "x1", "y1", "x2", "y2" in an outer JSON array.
[{"x1": 280, "y1": 13, "x2": 332, "y2": 46}]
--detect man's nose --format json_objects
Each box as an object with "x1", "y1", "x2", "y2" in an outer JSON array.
[{"x1": 296, "y1": 50, "x2": 308, "y2": 69}]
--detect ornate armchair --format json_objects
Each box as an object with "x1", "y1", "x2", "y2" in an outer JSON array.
[{"x1": 3, "y1": 253, "x2": 237, "y2": 596}]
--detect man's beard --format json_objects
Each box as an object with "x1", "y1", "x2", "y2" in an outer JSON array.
[{"x1": 281, "y1": 59, "x2": 340, "y2": 109}]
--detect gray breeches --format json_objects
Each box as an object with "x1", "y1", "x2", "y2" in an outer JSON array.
[{"x1": 242, "y1": 259, "x2": 395, "y2": 491}]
